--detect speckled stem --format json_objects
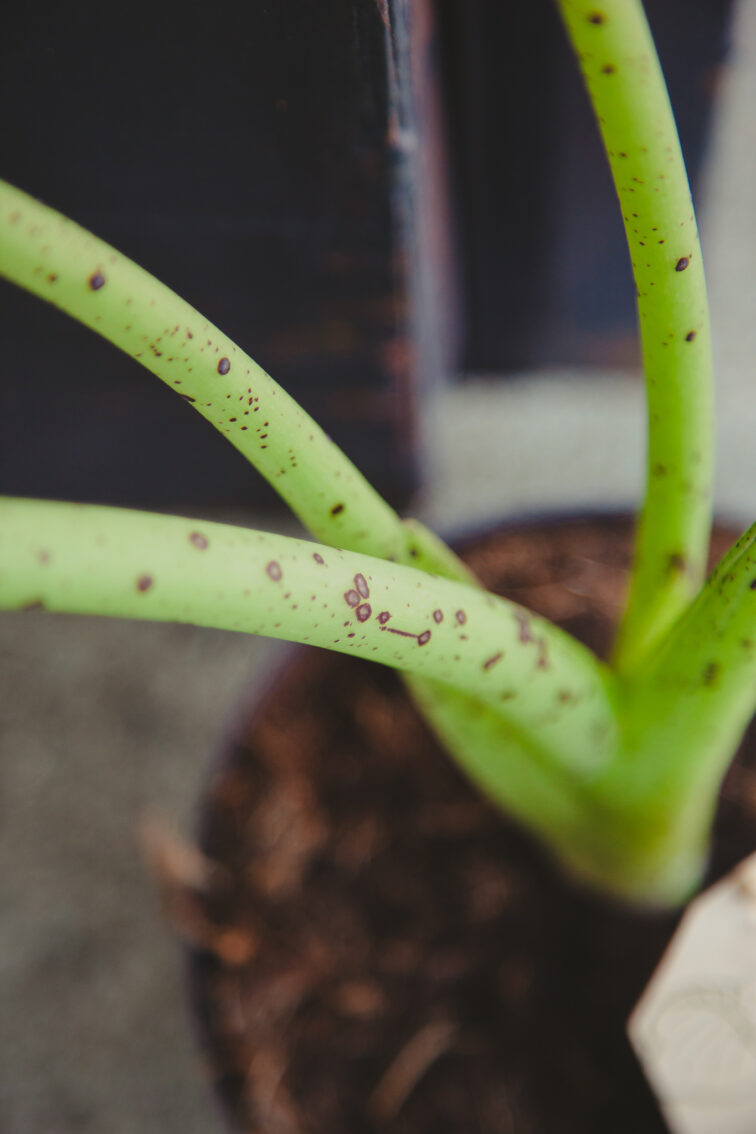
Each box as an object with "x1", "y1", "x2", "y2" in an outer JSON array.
[
  {"x1": 0, "y1": 496, "x2": 619, "y2": 786},
  {"x1": 600, "y1": 522, "x2": 756, "y2": 885},
  {"x1": 556, "y1": 0, "x2": 714, "y2": 675},
  {"x1": 0, "y1": 179, "x2": 467, "y2": 581}
]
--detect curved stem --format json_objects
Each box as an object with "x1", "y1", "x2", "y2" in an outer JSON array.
[
  {"x1": 612, "y1": 522, "x2": 756, "y2": 826},
  {"x1": 0, "y1": 495, "x2": 618, "y2": 785},
  {"x1": 556, "y1": 0, "x2": 714, "y2": 674},
  {"x1": 0, "y1": 179, "x2": 467, "y2": 583}
]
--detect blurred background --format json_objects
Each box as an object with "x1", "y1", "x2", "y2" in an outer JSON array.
[{"x1": 1, "y1": 0, "x2": 754, "y2": 1130}]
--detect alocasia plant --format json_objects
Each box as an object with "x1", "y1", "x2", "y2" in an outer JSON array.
[{"x1": 0, "y1": 0, "x2": 749, "y2": 904}]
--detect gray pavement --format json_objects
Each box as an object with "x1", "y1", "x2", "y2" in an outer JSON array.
[{"x1": 3, "y1": 3, "x2": 756, "y2": 1130}]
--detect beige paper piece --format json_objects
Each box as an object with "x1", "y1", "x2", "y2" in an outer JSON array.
[{"x1": 628, "y1": 854, "x2": 756, "y2": 1134}]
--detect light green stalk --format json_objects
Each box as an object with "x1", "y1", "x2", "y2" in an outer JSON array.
[
  {"x1": 602, "y1": 523, "x2": 756, "y2": 869},
  {"x1": 0, "y1": 179, "x2": 467, "y2": 583},
  {"x1": 0, "y1": 496, "x2": 618, "y2": 787},
  {"x1": 556, "y1": 0, "x2": 714, "y2": 675}
]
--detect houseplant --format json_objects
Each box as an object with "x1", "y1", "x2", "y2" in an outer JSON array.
[{"x1": 0, "y1": 0, "x2": 752, "y2": 1126}]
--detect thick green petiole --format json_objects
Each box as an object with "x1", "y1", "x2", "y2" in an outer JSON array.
[
  {"x1": 605, "y1": 523, "x2": 756, "y2": 868},
  {"x1": 556, "y1": 0, "x2": 714, "y2": 675},
  {"x1": 0, "y1": 496, "x2": 618, "y2": 788},
  {"x1": 0, "y1": 179, "x2": 468, "y2": 585}
]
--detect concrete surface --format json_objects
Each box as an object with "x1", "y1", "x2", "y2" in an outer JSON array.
[{"x1": 3, "y1": 3, "x2": 756, "y2": 1131}]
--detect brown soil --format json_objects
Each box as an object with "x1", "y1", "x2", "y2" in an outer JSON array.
[{"x1": 181, "y1": 517, "x2": 756, "y2": 1134}]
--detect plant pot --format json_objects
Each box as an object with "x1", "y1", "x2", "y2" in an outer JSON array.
[{"x1": 181, "y1": 515, "x2": 756, "y2": 1133}]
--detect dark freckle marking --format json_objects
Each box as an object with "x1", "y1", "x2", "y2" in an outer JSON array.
[
  {"x1": 675, "y1": 257, "x2": 690, "y2": 272},
  {"x1": 417, "y1": 630, "x2": 431, "y2": 646},
  {"x1": 601, "y1": 63, "x2": 615, "y2": 74},
  {"x1": 356, "y1": 603, "x2": 372, "y2": 623},
  {"x1": 516, "y1": 611, "x2": 534, "y2": 643},
  {"x1": 21, "y1": 599, "x2": 46, "y2": 611},
  {"x1": 37, "y1": 550, "x2": 50, "y2": 564},
  {"x1": 89, "y1": 271, "x2": 106, "y2": 290},
  {"x1": 668, "y1": 552, "x2": 687, "y2": 574},
  {"x1": 685, "y1": 331, "x2": 696, "y2": 342},
  {"x1": 558, "y1": 690, "x2": 573, "y2": 703},
  {"x1": 217, "y1": 357, "x2": 231, "y2": 375},
  {"x1": 409, "y1": 547, "x2": 418, "y2": 557},
  {"x1": 749, "y1": 578, "x2": 756, "y2": 590},
  {"x1": 47, "y1": 273, "x2": 58, "y2": 283},
  {"x1": 266, "y1": 561, "x2": 282, "y2": 581},
  {"x1": 137, "y1": 574, "x2": 153, "y2": 592},
  {"x1": 377, "y1": 611, "x2": 391, "y2": 624},
  {"x1": 653, "y1": 463, "x2": 667, "y2": 476},
  {"x1": 537, "y1": 639, "x2": 549, "y2": 669},
  {"x1": 455, "y1": 610, "x2": 467, "y2": 626},
  {"x1": 331, "y1": 503, "x2": 344, "y2": 516},
  {"x1": 483, "y1": 652, "x2": 503, "y2": 671},
  {"x1": 433, "y1": 609, "x2": 443, "y2": 624},
  {"x1": 703, "y1": 661, "x2": 720, "y2": 685},
  {"x1": 189, "y1": 531, "x2": 209, "y2": 550},
  {"x1": 345, "y1": 590, "x2": 360, "y2": 607},
  {"x1": 587, "y1": 11, "x2": 605, "y2": 23},
  {"x1": 354, "y1": 573, "x2": 369, "y2": 598},
  {"x1": 313, "y1": 553, "x2": 325, "y2": 565},
  {"x1": 229, "y1": 417, "x2": 237, "y2": 422}
]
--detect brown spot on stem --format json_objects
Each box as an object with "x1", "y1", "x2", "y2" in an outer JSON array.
[
  {"x1": 417, "y1": 630, "x2": 431, "y2": 646},
  {"x1": 37, "y1": 550, "x2": 50, "y2": 564},
  {"x1": 482, "y1": 652, "x2": 503, "y2": 671},
  {"x1": 601, "y1": 63, "x2": 616, "y2": 74},
  {"x1": 377, "y1": 611, "x2": 391, "y2": 625},
  {"x1": 685, "y1": 331, "x2": 697, "y2": 342},
  {"x1": 21, "y1": 600, "x2": 46, "y2": 611},
  {"x1": 313, "y1": 552, "x2": 325, "y2": 565},
  {"x1": 455, "y1": 610, "x2": 467, "y2": 626},
  {"x1": 266, "y1": 561, "x2": 282, "y2": 581},
  {"x1": 433, "y1": 609, "x2": 443, "y2": 624},
  {"x1": 88, "y1": 271, "x2": 106, "y2": 290},
  {"x1": 356, "y1": 603, "x2": 372, "y2": 623},
  {"x1": 189, "y1": 531, "x2": 209, "y2": 550},
  {"x1": 354, "y1": 573, "x2": 369, "y2": 598},
  {"x1": 137, "y1": 574, "x2": 154, "y2": 592},
  {"x1": 217, "y1": 357, "x2": 231, "y2": 375},
  {"x1": 515, "y1": 611, "x2": 534, "y2": 644},
  {"x1": 331, "y1": 503, "x2": 345, "y2": 516},
  {"x1": 668, "y1": 552, "x2": 687, "y2": 574},
  {"x1": 345, "y1": 590, "x2": 360, "y2": 607},
  {"x1": 47, "y1": 273, "x2": 58, "y2": 283},
  {"x1": 587, "y1": 11, "x2": 605, "y2": 23},
  {"x1": 675, "y1": 257, "x2": 690, "y2": 272},
  {"x1": 703, "y1": 661, "x2": 720, "y2": 686}
]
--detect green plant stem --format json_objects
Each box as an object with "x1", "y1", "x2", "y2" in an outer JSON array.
[
  {"x1": 0, "y1": 179, "x2": 467, "y2": 584},
  {"x1": 0, "y1": 495, "x2": 619, "y2": 783},
  {"x1": 602, "y1": 522, "x2": 756, "y2": 871},
  {"x1": 556, "y1": 0, "x2": 714, "y2": 675}
]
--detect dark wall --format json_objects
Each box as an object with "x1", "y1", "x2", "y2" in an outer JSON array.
[{"x1": 0, "y1": 1, "x2": 430, "y2": 509}]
